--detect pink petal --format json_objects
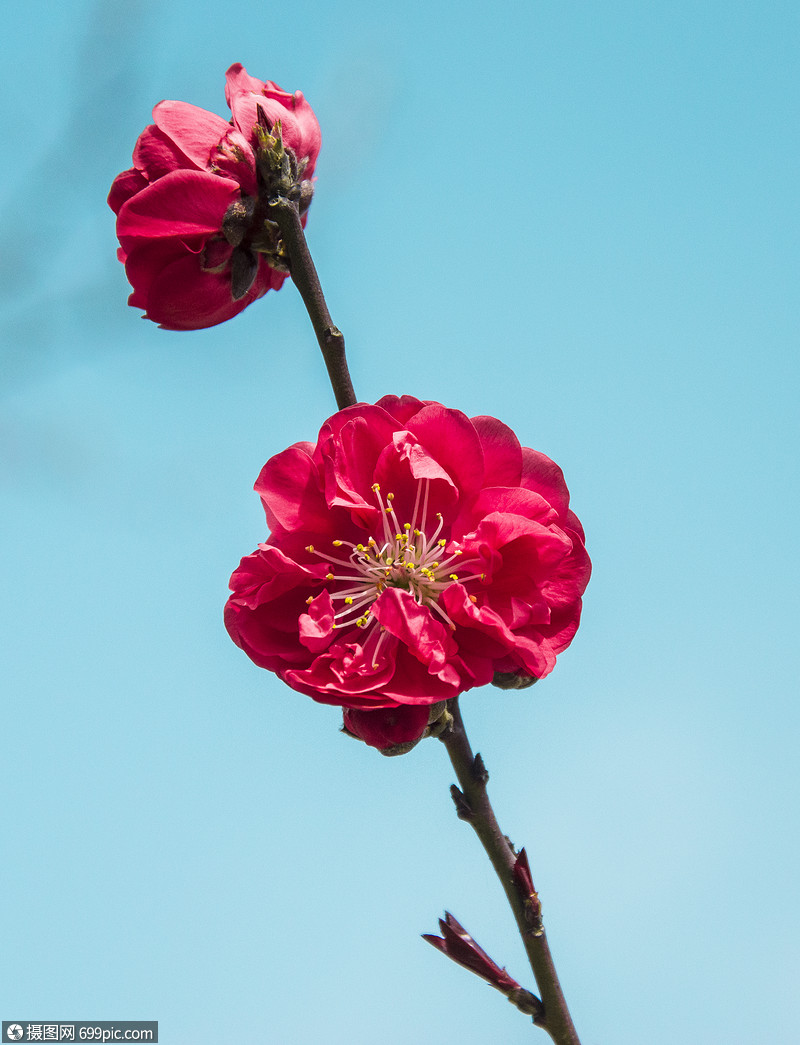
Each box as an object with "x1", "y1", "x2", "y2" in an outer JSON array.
[
  {"x1": 298, "y1": 591, "x2": 336, "y2": 653},
  {"x1": 373, "y1": 394, "x2": 432, "y2": 426},
  {"x1": 224, "y1": 64, "x2": 321, "y2": 173},
  {"x1": 284, "y1": 638, "x2": 398, "y2": 706},
  {"x1": 133, "y1": 123, "x2": 195, "y2": 180},
  {"x1": 468, "y1": 487, "x2": 559, "y2": 530},
  {"x1": 254, "y1": 444, "x2": 331, "y2": 536},
  {"x1": 372, "y1": 587, "x2": 458, "y2": 679},
  {"x1": 469, "y1": 512, "x2": 572, "y2": 578},
  {"x1": 316, "y1": 407, "x2": 399, "y2": 517},
  {"x1": 520, "y1": 448, "x2": 571, "y2": 517},
  {"x1": 107, "y1": 167, "x2": 148, "y2": 215},
  {"x1": 404, "y1": 404, "x2": 485, "y2": 505},
  {"x1": 228, "y1": 544, "x2": 325, "y2": 608},
  {"x1": 152, "y1": 99, "x2": 232, "y2": 170},
  {"x1": 470, "y1": 415, "x2": 523, "y2": 486},
  {"x1": 141, "y1": 251, "x2": 250, "y2": 330},
  {"x1": 225, "y1": 63, "x2": 271, "y2": 111},
  {"x1": 212, "y1": 127, "x2": 258, "y2": 197},
  {"x1": 122, "y1": 237, "x2": 202, "y2": 308},
  {"x1": 116, "y1": 169, "x2": 239, "y2": 247},
  {"x1": 225, "y1": 547, "x2": 329, "y2": 671},
  {"x1": 442, "y1": 584, "x2": 555, "y2": 679}
]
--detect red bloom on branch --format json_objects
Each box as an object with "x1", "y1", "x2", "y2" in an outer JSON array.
[
  {"x1": 108, "y1": 64, "x2": 321, "y2": 330},
  {"x1": 225, "y1": 397, "x2": 591, "y2": 751}
]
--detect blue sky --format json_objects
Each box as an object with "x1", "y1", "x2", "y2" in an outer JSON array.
[{"x1": 2, "y1": 1, "x2": 799, "y2": 1042}]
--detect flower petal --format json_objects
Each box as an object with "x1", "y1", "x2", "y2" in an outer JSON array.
[
  {"x1": 470, "y1": 414, "x2": 522, "y2": 487},
  {"x1": 372, "y1": 587, "x2": 459, "y2": 682},
  {"x1": 405, "y1": 403, "x2": 485, "y2": 505},
  {"x1": 521, "y1": 447, "x2": 571, "y2": 517},
  {"x1": 107, "y1": 167, "x2": 149, "y2": 216},
  {"x1": 116, "y1": 169, "x2": 240, "y2": 247},
  {"x1": 255, "y1": 443, "x2": 330, "y2": 536},
  {"x1": 152, "y1": 99, "x2": 232, "y2": 170},
  {"x1": 298, "y1": 591, "x2": 336, "y2": 653},
  {"x1": 224, "y1": 63, "x2": 321, "y2": 174},
  {"x1": 142, "y1": 252, "x2": 278, "y2": 330},
  {"x1": 133, "y1": 123, "x2": 196, "y2": 180}
]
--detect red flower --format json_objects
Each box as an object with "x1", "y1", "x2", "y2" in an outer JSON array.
[
  {"x1": 108, "y1": 64, "x2": 321, "y2": 330},
  {"x1": 225, "y1": 396, "x2": 591, "y2": 750}
]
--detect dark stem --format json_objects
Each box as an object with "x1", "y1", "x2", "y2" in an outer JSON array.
[
  {"x1": 267, "y1": 195, "x2": 357, "y2": 410},
  {"x1": 440, "y1": 699, "x2": 581, "y2": 1045}
]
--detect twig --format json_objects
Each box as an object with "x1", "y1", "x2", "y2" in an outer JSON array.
[{"x1": 439, "y1": 698, "x2": 581, "y2": 1044}]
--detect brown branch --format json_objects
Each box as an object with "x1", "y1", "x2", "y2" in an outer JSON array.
[
  {"x1": 439, "y1": 698, "x2": 581, "y2": 1044},
  {"x1": 266, "y1": 195, "x2": 357, "y2": 410}
]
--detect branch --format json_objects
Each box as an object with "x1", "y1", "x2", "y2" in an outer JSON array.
[
  {"x1": 266, "y1": 195, "x2": 357, "y2": 410},
  {"x1": 438, "y1": 698, "x2": 581, "y2": 1044}
]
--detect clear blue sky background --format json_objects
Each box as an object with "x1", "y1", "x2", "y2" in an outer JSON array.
[{"x1": 2, "y1": 2, "x2": 799, "y2": 1042}]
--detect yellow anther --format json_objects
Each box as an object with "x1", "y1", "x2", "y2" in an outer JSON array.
[
  {"x1": 470, "y1": 595, "x2": 478, "y2": 603},
  {"x1": 332, "y1": 540, "x2": 343, "y2": 547},
  {"x1": 326, "y1": 572, "x2": 334, "y2": 581},
  {"x1": 404, "y1": 523, "x2": 411, "y2": 531},
  {"x1": 306, "y1": 544, "x2": 315, "y2": 553},
  {"x1": 449, "y1": 574, "x2": 459, "y2": 581},
  {"x1": 438, "y1": 539, "x2": 446, "y2": 547},
  {"x1": 345, "y1": 597, "x2": 354, "y2": 605},
  {"x1": 306, "y1": 596, "x2": 314, "y2": 605},
  {"x1": 356, "y1": 544, "x2": 365, "y2": 552},
  {"x1": 372, "y1": 483, "x2": 380, "y2": 491},
  {"x1": 387, "y1": 492, "x2": 395, "y2": 500},
  {"x1": 395, "y1": 534, "x2": 403, "y2": 541}
]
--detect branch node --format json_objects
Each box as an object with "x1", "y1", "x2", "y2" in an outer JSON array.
[
  {"x1": 472, "y1": 751, "x2": 489, "y2": 784},
  {"x1": 449, "y1": 784, "x2": 473, "y2": 821},
  {"x1": 507, "y1": 986, "x2": 546, "y2": 1023}
]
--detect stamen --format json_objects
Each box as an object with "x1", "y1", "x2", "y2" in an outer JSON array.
[{"x1": 309, "y1": 477, "x2": 482, "y2": 644}]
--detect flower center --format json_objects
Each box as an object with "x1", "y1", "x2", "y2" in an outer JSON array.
[{"x1": 306, "y1": 479, "x2": 484, "y2": 635}]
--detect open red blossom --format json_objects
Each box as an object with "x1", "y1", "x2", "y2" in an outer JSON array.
[
  {"x1": 225, "y1": 396, "x2": 591, "y2": 751},
  {"x1": 108, "y1": 64, "x2": 320, "y2": 330}
]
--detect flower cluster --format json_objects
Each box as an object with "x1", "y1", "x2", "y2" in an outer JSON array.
[
  {"x1": 108, "y1": 64, "x2": 320, "y2": 330},
  {"x1": 225, "y1": 396, "x2": 590, "y2": 751}
]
